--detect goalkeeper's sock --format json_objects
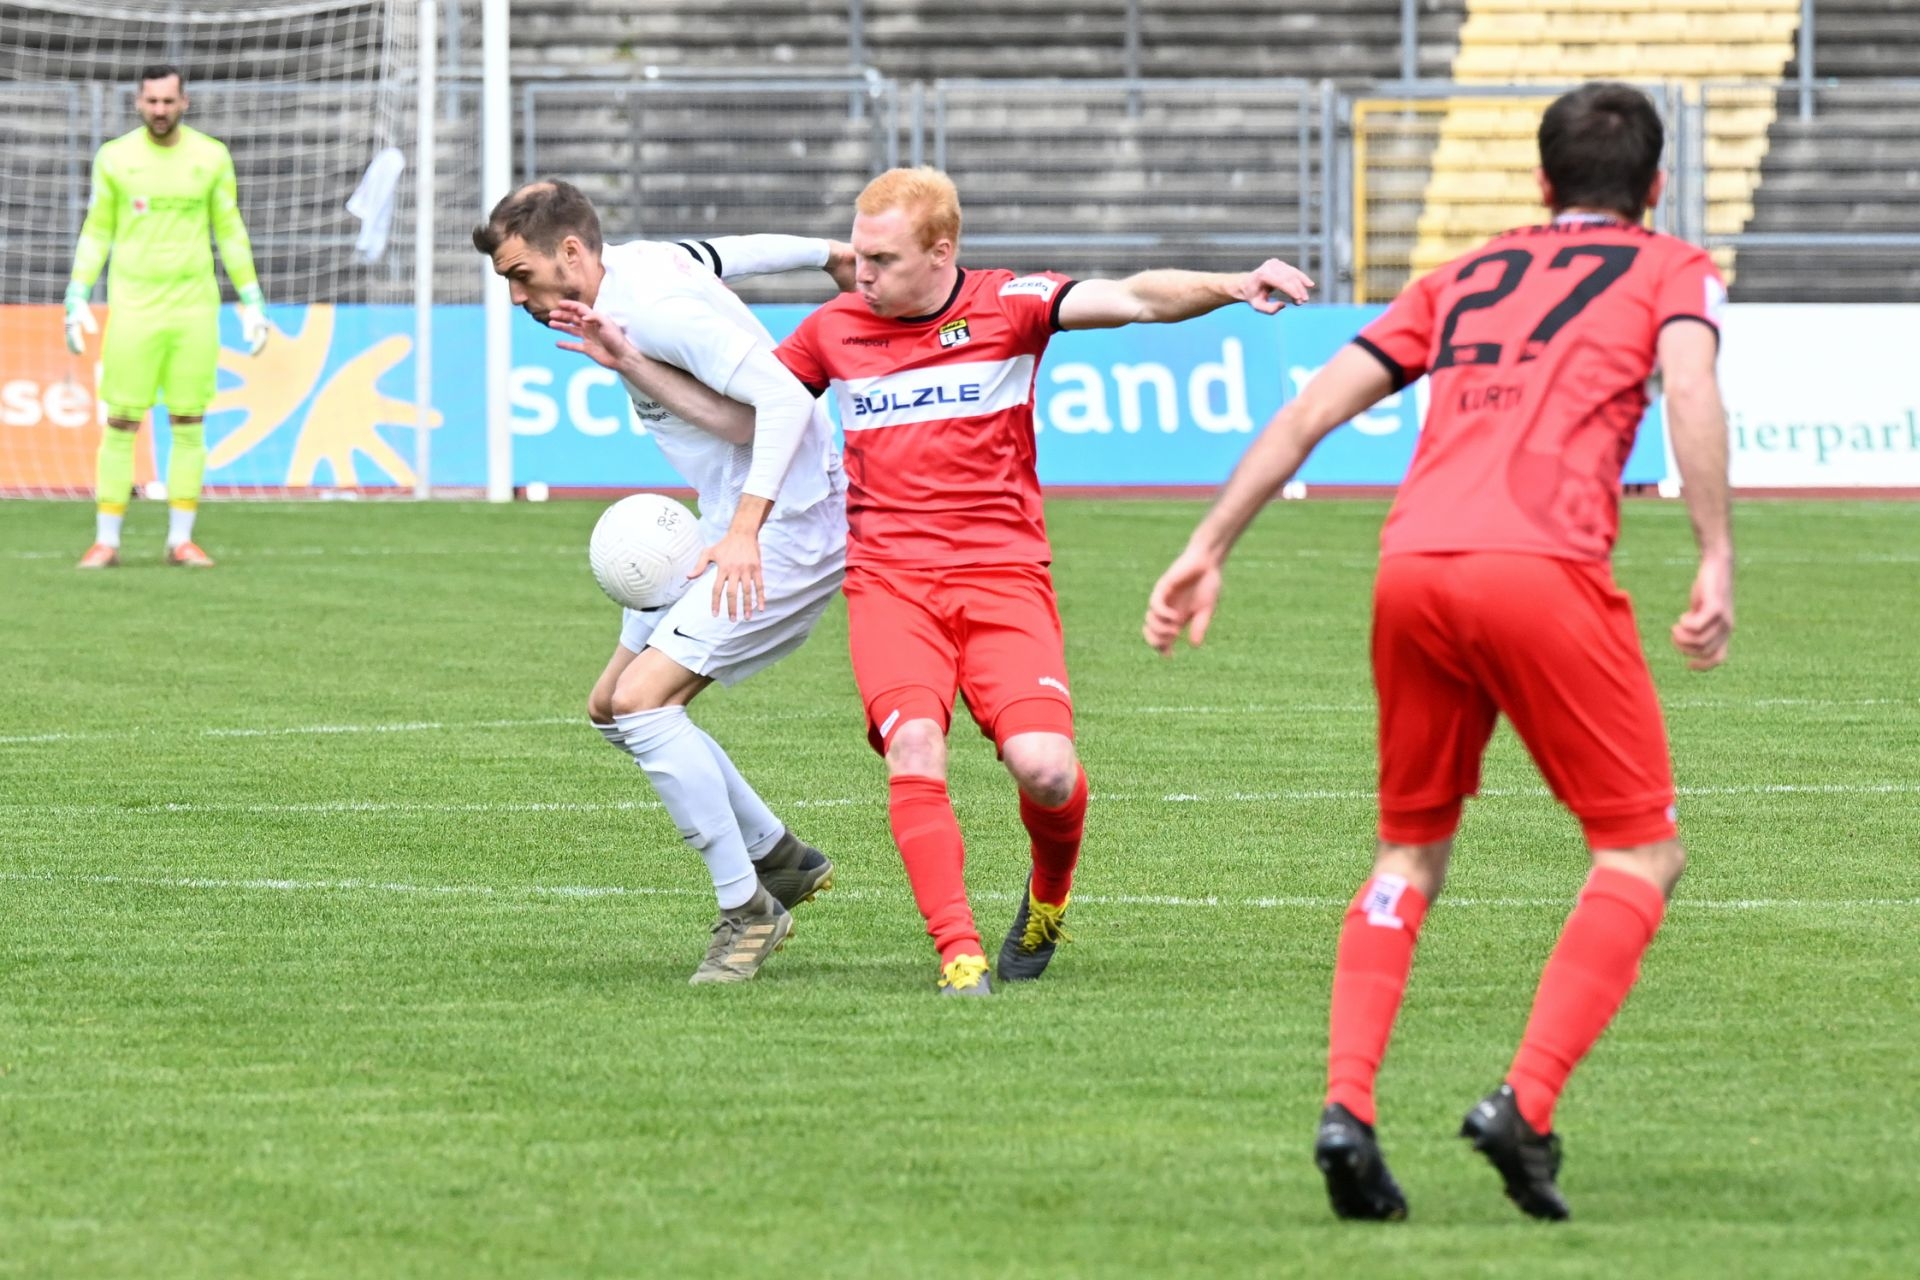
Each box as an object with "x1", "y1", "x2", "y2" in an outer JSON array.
[
  {"x1": 1507, "y1": 867, "x2": 1666, "y2": 1133},
  {"x1": 1325, "y1": 875, "x2": 1429, "y2": 1127},
  {"x1": 689, "y1": 724, "x2": 785, "y2": 860},
  {"x1": 94, "y1": 426, "x2": 136, "y2": 547},
  {"x1": 166, "y1": 420, "x2": 206, "y2": 549},
  {"x1": 1020, "y1": 765, "x2": 1087, "y2": 906},
  {"x1": 614, "y1": 706, "x2": 756, "y2": 910},
  {"x1": 167, "y1": 506, "x2": 198, "y2": 549},
  {"x1": 888, "y1": 774, "x2": 981, "y2": 963}
]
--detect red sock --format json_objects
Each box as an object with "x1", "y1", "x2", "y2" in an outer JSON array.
[
  {"x1": 1020, "y1": 766, "x2": 1087, "y2": 906},
  {"x1": 888, "y1": 775, "x2": 981, "y2": 963},
  {"x1": 1508, "y1": 867, "x2": 1667, "y2": 1133},
  {"x1": 1325, "y1": 875, "x2": 1430, "y2": 1127}
]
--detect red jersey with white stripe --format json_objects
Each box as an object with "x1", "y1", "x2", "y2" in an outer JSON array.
[
  {"x1": 1357, "y1": 219, "x2": 1725, "y2": 562},
  {"x1": 775, "y1": 267, "x2": 1075, "y2": 568}
]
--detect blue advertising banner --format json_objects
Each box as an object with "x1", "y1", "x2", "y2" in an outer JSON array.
[{"x1": 187, "y1": 302, "x2": 1668, "y2": 490}]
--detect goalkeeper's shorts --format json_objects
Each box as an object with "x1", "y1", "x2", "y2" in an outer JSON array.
[{"x1": 100, "y1": 302, "x2": 219, "y2": 420}]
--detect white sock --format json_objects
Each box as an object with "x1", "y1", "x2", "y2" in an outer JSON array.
[
  {"x1": 614, "y1": 707, "x2": 757, "y2": 909},
  {"x1": 591, "y1": 720, "x2": 625, "y2": 751},
  {"x1": 96, "y1": 511, "x2": 124, "y2": 548},
  {"x1": 691, "y1": 725, "x2": 786, "y2": 860},
  {"x1": 166, "y1": 506, "x2": 196, "y2": 549}
]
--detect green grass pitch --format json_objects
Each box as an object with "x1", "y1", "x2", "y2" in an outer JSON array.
[{"x1": 2, "y1": 496, "x2": 1915, "y2": 1278}]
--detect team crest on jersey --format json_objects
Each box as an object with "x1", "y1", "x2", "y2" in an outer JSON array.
[
  {"x1": 1000, "y1": 275, "x2": 1058, "y2": 299},
  {"x1": 938, "y1": 317, "x2": 972, "y2": 348}
]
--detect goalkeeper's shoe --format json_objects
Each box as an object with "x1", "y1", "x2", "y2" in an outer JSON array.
[
  {"x1": 754, "y1": 831, "x2": 834, "y2": 910},
  {"x1": 167, "y1": 541, "x2": 215, "y2": 568},
  {"x1": 1460, "y1": 1084, "x2": 1570, "y2": 1221},
  {"x1": 996, "y1": 877, "x2": 1070, "y2": 982},
  {"x1": 1314, "y1": 1103, "x2": 1408, "y2": 1222},
  {"x1": 76, "y1": 543, "x2": 120, "y2": 570},
  {"x1": 937, "y1": 953, "x2": 992, "y2": 997},
  {"x1": 689, "y1": 886, "x2": 792, "y2": 985}
]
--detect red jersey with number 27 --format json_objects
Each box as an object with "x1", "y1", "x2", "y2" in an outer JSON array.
[
  {"x1": 1357, "y1": 220, "x2": 1725, "y2": 562},
  {"x1": 774, "y1": 267, "x2": 1075, "y2": 569}
]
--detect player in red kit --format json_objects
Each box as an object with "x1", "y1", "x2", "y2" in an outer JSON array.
[
  {"x1": 1143, "y1": 84, "x2": 1734, "y2": 1219},
  {"x1": 777, "y1": 167, "x2": 1313, "y2": 996}
]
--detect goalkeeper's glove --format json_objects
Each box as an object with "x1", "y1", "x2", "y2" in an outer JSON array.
[
  {"x1": 63, "y1": 282, "x2": 98, "y2": 355},
  {"x1": 237, "y1": 284, "x2": 270, "y2": 356}
]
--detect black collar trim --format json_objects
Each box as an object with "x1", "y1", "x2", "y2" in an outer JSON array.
[{"x1": 899, "y1": 268, "x2": 967, "y2": 325}]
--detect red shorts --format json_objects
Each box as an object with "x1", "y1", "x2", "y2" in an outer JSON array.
[
  {"x1": 1372, "y1": 552, "x2": 1678, "y2": 848},
  {"x1": 844, "y1": 562, "x2": 1075, "y2": 754}
]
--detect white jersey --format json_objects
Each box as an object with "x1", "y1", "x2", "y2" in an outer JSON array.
[{"x1": 593, "y1": 239, "x2": 846, "y2": 544}]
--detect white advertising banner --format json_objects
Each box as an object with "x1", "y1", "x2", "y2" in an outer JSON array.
[{"x1": 1715, "y1": 305, "x2": 1920, "y2": 488}]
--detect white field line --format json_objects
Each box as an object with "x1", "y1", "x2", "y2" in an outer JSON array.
[
  {"x1": 2, "y1": 782, "x2": 1913, "y2": 823},
  {"x1": 0, "y1": 715, "x2": 581, "y2": 746},
  {"x1": 1, "y1": 795, "x2": 866, "y2": 819},
  {"x1": 5, "y1": 694, "x2": 1914, "y2": 747},
  {"x1": 13, "y1": 545, "x2": 1920, "y2": 566},
  {"x1": 1159, "y1": 782, "x2": 1920, "y2": 803},
  {"x1": 3, "y1": 545, "x2": 579, "y2": 562},
  {"x1": 0, "y1": 869, "x2": 1911, "y2": 913}
]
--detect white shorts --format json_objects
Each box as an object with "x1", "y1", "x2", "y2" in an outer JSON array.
[{"x1": 618, "y1": 494, "x2": 846, "y2": 687}]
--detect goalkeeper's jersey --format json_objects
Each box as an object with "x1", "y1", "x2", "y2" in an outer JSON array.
[{"x1": 71, "y1": 125, "x2": 258, "y2": 312}]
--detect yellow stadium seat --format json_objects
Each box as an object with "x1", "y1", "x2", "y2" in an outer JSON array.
[
  {"x1": 1404, "y1": 0, "x2": 1798, "y2": 285},
  {"x1": 1454, "y1": 45, "x2": 1528, "y2": 77},
  {"x1": 1705, "y1": 136, "x2": 1769, "y2": 169},
  {"x1": 1463, "y1": 11, "x2": 1549, "y2": 40}
]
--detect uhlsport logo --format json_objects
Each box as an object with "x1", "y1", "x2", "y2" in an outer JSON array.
[{"x1": 938, "y1": 317, "x2": 971, "y2": 348}]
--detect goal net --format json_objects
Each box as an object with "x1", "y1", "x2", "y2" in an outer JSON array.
[{"x1": 0, "y1": 0, "x2": 430, "y2": 499}]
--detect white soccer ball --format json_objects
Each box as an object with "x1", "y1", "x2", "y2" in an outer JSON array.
[{"x1": 588, "y1": 494, "x2": 703, "y2": 610}]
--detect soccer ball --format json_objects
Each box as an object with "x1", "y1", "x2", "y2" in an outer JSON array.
[{"x1": 588, "y1": 494, "x2": 703, "y2": 610}]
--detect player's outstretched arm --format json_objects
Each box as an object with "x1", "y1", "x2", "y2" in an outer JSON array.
[
  {"x1": 63, "y1": 154, "x2": 115, "y2": 354},
  {"x1": 548, "y1": 299, "x2": 755, "y2": 443},
  {"x1": 1058, "y1": 259, "x2": 1314, "y2": 330},
  {"x1": 1660, "y1": 321, "x2": 1734, "y2": 671},
  {"x1": 210, "y1": 145, "x2": 269, "y2": 355},
  {"x1": 1144, "y1": 344, "x2": 1392, "y2": 656},
  {"x1": 681, "y1": 235, "x2": 854, "y2": 290}
]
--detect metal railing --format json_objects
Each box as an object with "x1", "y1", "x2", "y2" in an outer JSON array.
[
  {"x1": 15, "y1": 65, "x2": 1919, "y2": 307},
  {"x1": 924, "y1": 78, "x2": 1335, "y2": 285},
  {"x1": 1691, "y1": 79, "x2": 1920, "y2": 297}
]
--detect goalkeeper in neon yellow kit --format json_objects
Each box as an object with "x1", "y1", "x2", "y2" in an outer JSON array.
[{"x1": 67, "y1": 65, "x2": 269, "y2": 569}]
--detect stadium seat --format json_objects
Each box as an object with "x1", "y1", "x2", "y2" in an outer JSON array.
[{"x1": 1377, "y1": 0, "x2": 1805, "y2": 298}]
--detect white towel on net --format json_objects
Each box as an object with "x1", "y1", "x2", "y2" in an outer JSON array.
[{"x1": 346, "y1": 146, "x2": 408, "y2": 263}]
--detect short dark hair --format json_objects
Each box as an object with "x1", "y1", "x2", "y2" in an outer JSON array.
[
  {"x1": 1538, "y1": 82, "x2": 1663, "y2": 220},
  {"x1": 138, "y1": 64, "x2": 185, "y2": 92},
  {"x1": 472, "y1": 180, "x2": 603, "y2": 257}
]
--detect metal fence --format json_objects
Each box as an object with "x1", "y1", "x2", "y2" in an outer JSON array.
[
  {"x1": 1344, "y1": 80, "x2": 1689, "y2": 302},
  {"x1": 924, "y1": 78, "x2": 1336, "y2": 286},
  {"x1": 12, "y1": 67, "x2": 1918, "y2": 307},
  {"x1": 518, "y1": 73, "x2": 897, "y2": 302}
]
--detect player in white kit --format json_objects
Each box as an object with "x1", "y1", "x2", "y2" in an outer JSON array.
[{"x1": 475, "y1": 180, "x2": 851, "y2": 984}]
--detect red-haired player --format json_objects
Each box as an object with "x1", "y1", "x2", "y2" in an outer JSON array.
[{"x1": 778, "y1": 167, "x2": 1314, "y2": 996}]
